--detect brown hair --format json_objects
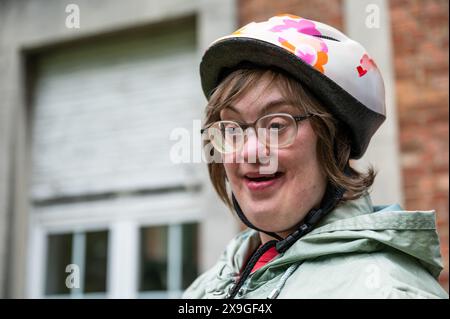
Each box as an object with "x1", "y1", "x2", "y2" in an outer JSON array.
[{"x1": 203, "y1": 67, "x2": 376, "y2": 208}]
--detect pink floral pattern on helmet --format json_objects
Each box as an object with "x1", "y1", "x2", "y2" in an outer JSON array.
[
  {"x1": 230, "y1": 14, "x2": 329, "y2": 73},
  {"x1": 202, "y1": 13, "x2": 387, "y2": 158},
  {"x1": 357, "y1": 53, "x2": 378, "y2": 77}
]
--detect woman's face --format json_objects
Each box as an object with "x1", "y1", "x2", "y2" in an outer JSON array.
[{"x1": 220, "y1": 77, "x2": 327, "y2": 241}]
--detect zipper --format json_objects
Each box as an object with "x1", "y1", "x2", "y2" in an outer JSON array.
[{"x1": 227, "y1": 239, "x2": 278, "y2": 299}]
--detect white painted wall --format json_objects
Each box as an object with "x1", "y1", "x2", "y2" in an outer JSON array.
[
  {"x1": 0, "y1": 0, "x2": 239, "y2": 298},
  {"x1": 31, "y1": 22, "x2": 198, "y2": 200},
  {"x1": 344, "y1": 0, "x2": 403, "y2": 206}
]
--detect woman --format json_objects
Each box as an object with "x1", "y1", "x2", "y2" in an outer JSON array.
[{"x1": 184, "y1": 14, "x2": 448, "y2": 299}]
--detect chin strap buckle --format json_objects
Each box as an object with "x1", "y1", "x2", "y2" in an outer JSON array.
[{"x1": 276, "y1": 223, "x2": 310, "y2": 253}]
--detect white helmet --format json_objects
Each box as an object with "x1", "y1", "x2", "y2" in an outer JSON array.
[{"x1": 200, "y1": 14, "x2": 386, "y2": 159}]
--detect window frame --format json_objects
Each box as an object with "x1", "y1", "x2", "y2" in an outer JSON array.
[{"x1": 27, "y1": 192, "x2": 203, "y2": 299}]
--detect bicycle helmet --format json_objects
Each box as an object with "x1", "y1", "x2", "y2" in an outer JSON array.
[{"x1": 200, "y1": 13, "x2": 386, "y2": 159}]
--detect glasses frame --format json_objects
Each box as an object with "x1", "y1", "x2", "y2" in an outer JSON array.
[{"x1": 200, "y1": 112, "x2": 313, "y2": 153}]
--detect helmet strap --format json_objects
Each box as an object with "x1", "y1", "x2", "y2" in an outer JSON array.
[
  {"x1": 231, "y1": 164, "x2": 351, "y2": 252},
  {"x1": 232, "y1": 194, "x2": 283, "y2": 241}
]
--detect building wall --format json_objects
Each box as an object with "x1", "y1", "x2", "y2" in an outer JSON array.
[
  {"x1": 389, "y1": 0, "x2": 449, "y2": 291},
  {"x1": 238, "y1": 0, "x2": 343, "y2": 29},
  {"x1": 0, "y1": 0, "x2": 238, "y2": 298}
]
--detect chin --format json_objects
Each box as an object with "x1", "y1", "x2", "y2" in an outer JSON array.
[
  {"x1": 249, "y1": 219, "x2": 290, "y2": 234},
  {"x1": 244, "y1": 205, "x2": 283, "y2": 229},
  {"x1": 243, "y1": 199, "x2": 276, "y2": 215}
]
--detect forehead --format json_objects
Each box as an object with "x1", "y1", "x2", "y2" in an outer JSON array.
[{"x1": 220, "y1": 78, "x2": 289, "y2": 116}]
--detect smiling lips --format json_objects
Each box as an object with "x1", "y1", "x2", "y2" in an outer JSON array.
[{"x1": 244, "y1": 171, "x2": 285, "y2": 191}]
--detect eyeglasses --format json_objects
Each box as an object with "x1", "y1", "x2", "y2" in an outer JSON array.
[{"x1": 200, "y1": 113, "x2": 313, "y2": 154}]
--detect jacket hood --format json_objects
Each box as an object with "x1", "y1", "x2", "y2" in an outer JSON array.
[{"x1": 235, "y1": 195, "x2": 444, "y2": 282}]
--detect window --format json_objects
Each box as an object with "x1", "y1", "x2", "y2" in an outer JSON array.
[
  {"x1": 182, "y1": 223, "x2": 198, "y2": 289},
  {"x1": 139, "y1": 222, "x2": 198, "y2": 298},
  {"x1": 45, "y1": 230, "x2": 109, "y2": 297},
  {"x1": 139, "y1": 225, "x2": 168, "y2": 291},
  {"x1": 45, "y1": 233, "x2": 73, "y2": 295}
]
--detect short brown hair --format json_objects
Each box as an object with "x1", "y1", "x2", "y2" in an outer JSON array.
[{"x1": 203, "y1": 67, "x2": 375, "y2": 208}]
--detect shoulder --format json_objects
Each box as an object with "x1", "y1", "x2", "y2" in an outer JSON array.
[
  {"x1": 282, "y1": 250, "x2": 448, "y2": 299},
  {"x1": 366, "y1": 249, "x2": 448, "y2": 298},
  {"x1": 182, "y1": 262, "x2": 225, "y2": 298}
]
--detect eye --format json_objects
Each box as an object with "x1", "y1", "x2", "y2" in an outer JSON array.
[
  {"x1": 224, "y1": 126, "x2": 239, "y2": 135},
  {"x1": 221, "y1": 123, "x2": 241, "y2": 136},
  {"x1": 225, "y1": 127, "x2": 238, "y2": 133},
  {"x1": 267, "y1": 118, "x2": 288, "y2": 131},
  {"x1": 269, "y1": 122, "x2": 285, "y2": 130}
]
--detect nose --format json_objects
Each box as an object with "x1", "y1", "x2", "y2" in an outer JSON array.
[{"x1": 241, "y1": 128, "x2": 269, "y2": 164}]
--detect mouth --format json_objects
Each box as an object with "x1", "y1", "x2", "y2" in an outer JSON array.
[{"x1": 243, "y1": 171, "x2": 285, "y2": 192}]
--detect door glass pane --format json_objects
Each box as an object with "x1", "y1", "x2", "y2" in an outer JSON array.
[
  {"x1": 45, "y1": 233, "x2": 73, "y2": 295},
  {"x1": 84, "y1": 230, "x2": 109, "y2": 293},
  {"x1": 139, "y1": 225, "x2": 168, "y2": 291},
  {"x1": 182, "y1": 223, "x2": 199, "y2": 289}
]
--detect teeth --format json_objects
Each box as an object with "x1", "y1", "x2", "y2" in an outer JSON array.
[
  {"x1": 246, "y1": 174, "x2": 274, "y2": 178},
  {"x1": 245, "y1": 172, "x2": 282, "y2": 181},
  {"x1": 245, "y1": 172, "x2": 280, "y2": 178}
]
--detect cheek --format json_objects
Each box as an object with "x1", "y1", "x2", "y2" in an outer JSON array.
[
  {"x1": 284, "y1": 127, "x2": 323, "y2": 182},
  {"x1": 223, "y1": 162, "x2": 240, "y2": 185}
]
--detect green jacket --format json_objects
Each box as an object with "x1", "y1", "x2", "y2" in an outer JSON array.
[{"x1": 183, "y1": 195, "x2": 448, "y2": 299}]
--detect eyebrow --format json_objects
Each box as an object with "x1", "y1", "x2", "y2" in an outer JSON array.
[{"x1": 223, "y1": 99, "x2": 296, "y2": 117}]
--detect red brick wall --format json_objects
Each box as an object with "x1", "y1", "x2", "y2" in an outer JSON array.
[
  {"x1": 389, "y1": 0, "x2": 449, "y2": 292},
  {"x1": 237, "y1": 0, "x2": 449, "y2": 293},
  {"x1": 238, "y1": 0, "x2": 343, "y2": 28}
]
